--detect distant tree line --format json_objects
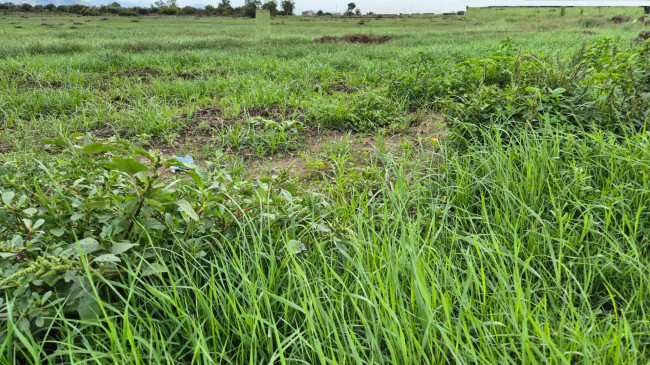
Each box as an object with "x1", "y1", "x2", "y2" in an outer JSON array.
[{"x1": 0, "y1": 0, "x2": 295, "y2": 17}]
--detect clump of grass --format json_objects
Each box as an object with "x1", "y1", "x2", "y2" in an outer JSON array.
[{"x1": 579, "y1": 17, "x2": 604, "y2": 28}]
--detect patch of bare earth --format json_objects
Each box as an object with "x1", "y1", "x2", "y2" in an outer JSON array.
[
  {"x1": 315, "y1": 34, "x2": 392, "y2": 44},
  {"x1": 87, "y1": 107, "x2": 446, "y2": 180},
  {"x1": 247, "y1": 113, "x2": 446, "y2": 179},
  {"x1": 610, "y1": 15, "x2": 630, "y2": 24}
]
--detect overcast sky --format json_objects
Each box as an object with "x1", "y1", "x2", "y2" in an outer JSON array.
[{"x1": 174, "y1": 0, "x2": 650, "y2": 14}]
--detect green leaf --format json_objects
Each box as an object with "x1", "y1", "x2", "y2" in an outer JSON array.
[
  {"x1": 2, "y1": 191, "x2": 15, "y2": 206},
  {"x1": 110, "y1": 157, "x2": 149, "y2": 176},
  {"x1": 77, "y1": 295, "x2": 101, "y2": 321},
  {"x1": 42, "y1": 138, "x2": 69, "y2": 146},
  {"x1": 175, "y1": 200, "x2": 199, "y2": 221},
  {"x1": 82, "y1": 143, "x2": 126, "y2": 155},
  {"x1": 110, "y1": 241, "x2": 137, "y2": 255},
  {"x1": 23, "y1": 208, "x2": 37, "y2": 216},
  {"x1": 185, "y1": 170, "x2": 203, "y2": 189},
  {"x1": 143, "y1": 218, "x2": 165, "y2": 230},
  {"x1": 93, "y1": 254, "x2": 120, "y2": 263},
  {"x1": 70, "y1": 237, "x2": 100, "y2": 256},
  {"x1": 35, "y1": 316, "x2": 45, "y2": 328},
  {"x1": 50, "y1": 228, "x2": 66, "y2": 237},
  {"x1": 133, "y1": 148, "x2": 155, "y2": 162},
  {"x1": 142, "y1": 263, "x2": 169, "y2": 277},
  {"x1": 32, "y1": 219, "x2": 45, "y2": 230}
]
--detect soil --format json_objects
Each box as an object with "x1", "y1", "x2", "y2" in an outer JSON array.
[
  {"x1": 87, "y1": 107, "x2": 446, "y2": 181},
  {"x1": 315, "y1": 33, "x2": 392, "y2": 44},
  {"x1": 610, "y1": 15, "x2": 630, "y2": 24}
]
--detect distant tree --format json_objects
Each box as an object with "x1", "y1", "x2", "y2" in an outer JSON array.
[
  {"x1": 216, "y1": 0, "x2": 233, "y2": 15},
  {"x1": 20, "y1": 3, "x2": 32, "y2": 11},
  {"x1": 261, "y1": 0, "x2": 278, "y2": 16},
  {"x1": 180, "y1": 5, "x2": 198, "y2": 15},
  {"x1": 242, "y1": 0, "x2": 259, "y2": 18},
  {"x1": 135, "y1": 6, "x2": 150, "y2": 14},
  {"x1": 160, "y1": 6, "x2": 178, "y2": 14},
  {"x1": 153, "y1": 0, "x2": 178, "y2": 13},
  {"x1": 316, "y1": 9, "x2": 323, "y2": 16},
  {"x1": 109, "y1": 2, "x2": 121, "y2": 7},
  {"x1": 204, "y1": 4, "x2": 215, "y2": 14},
  {"x1": 345, "y1": 2, "x2": 355, "y2": 16},
  {"x1": 280, "y1": 0, "x2": 294, "y2": 15},
  {"x1": 355, "y1": 8, "x2": 360, "y2": 15},
  {"x1": 44, "y1": 3, "x2": 55, "y2": 11}
]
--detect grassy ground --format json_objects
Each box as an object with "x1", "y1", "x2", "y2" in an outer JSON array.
[{"x1": 1, "y1": 7, "x2": 650, "y2": 364}]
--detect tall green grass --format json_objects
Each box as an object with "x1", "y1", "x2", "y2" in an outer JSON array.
[
  {"x1": 1, "y1": 8, "x2": 649, "y2": 364},
  {"x1": 3, "y1": 123, "x2": 648, "y2": 363}
]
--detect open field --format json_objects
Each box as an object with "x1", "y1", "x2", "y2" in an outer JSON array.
[{"x1": 1, "y1": 7, "x2": 650, "y2": 364}]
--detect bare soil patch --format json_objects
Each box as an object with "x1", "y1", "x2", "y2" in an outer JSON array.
[
  {"x1": 111, "y1": 67, "x2": 160, "y2": 82},
  {"x1": 87, "y1": 108, "x2": 445, "y2": 181},
  {"x1": 247, "y1": 113, "x2": 446, "y2": 179},
  {"x1": 328, "y1": 82, "x2": 356, "y2": 94},
  {"x1": 315, "y1": 34, "x2": 391, "y2": 44},
  {"x1": 610, "y1": 15, "x2": 630, "y2": 24},
  {"x1": 176, "y1": 71, "x2": 199, "y2": 80}
]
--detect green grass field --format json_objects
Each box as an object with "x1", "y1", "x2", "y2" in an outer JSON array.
[{"x1": 1, "y1": 7, "x2": 650, "y2": 364}]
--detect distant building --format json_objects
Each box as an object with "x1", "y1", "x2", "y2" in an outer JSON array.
[{"x1": 302, "y1": 10, "x2": 315, "y2": 16}]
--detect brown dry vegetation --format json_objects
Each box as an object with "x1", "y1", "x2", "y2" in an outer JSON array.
[{"x1": 315, "y1": 33, "x2": 392, "y2": 44}]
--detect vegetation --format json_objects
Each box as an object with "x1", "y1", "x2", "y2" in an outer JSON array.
[
  {"x1": 1, "y1": 6, "x2": 650, "y2": 364},
  {"x1": 0, "y1": 0, "x2": 293, "y2": 17}
]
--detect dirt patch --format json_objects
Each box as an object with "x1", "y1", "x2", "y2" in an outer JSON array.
[
  {"x1": 646, "y1": 21, "x2": 650, "y2": 26},
  {"x1": 247, "y1": 113, "x2": 446, "y2": 179},
  {"x1": 90, "y1": 127, "x2": 116, "y2": 138},
  {"x1": 328, "y1": 82, "x2": 356, "y2": 94},
  {"x1": 0, "y1": 142, "x2": 13, "y2": 154},
  {"x1": 315, "y1": 33, "x2": 391, "y2": 44},
  {"x1": 116, "y1": 67, "x2": 160, "y2": 79},
  {"x1": 101, "y1": 18, "x2": 109, "y2": 21},
  {"x1": 241, "y1": 107, "x2": 305, "y2": 122},
  {"x1": 40, "y1": 23, "x2": 52, "y2": 27},
  {"x1": 72, "y1": 22, "x2": 84, "y2": 25},
  {"x1": 638, "y1": 16, "x2": 646, "y2": 23},
  {"x1": 315, "y1": 35, "x2": 338, "y2": 43},
  {"x1": 583, "y1": 30, "x2": 597, "y2": 35},
  {"x1": 176, "y1": 71, "x2": 200, "y2": 80},
  {"x1": 185, "y1": 107, "x2": 232, "y2": 132},
  {"x1": 637, "y1": 30, "x2": 650, "y2": 42},
  {"x1": 14, "y1": 26, "x2": 23, "y2": 29},
  {"x1": 90, "y1": 110, "x2": 445, "y2": 181},
  {"x1": 610, "y1": 15, "x2": 630, "y2": 24}
]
